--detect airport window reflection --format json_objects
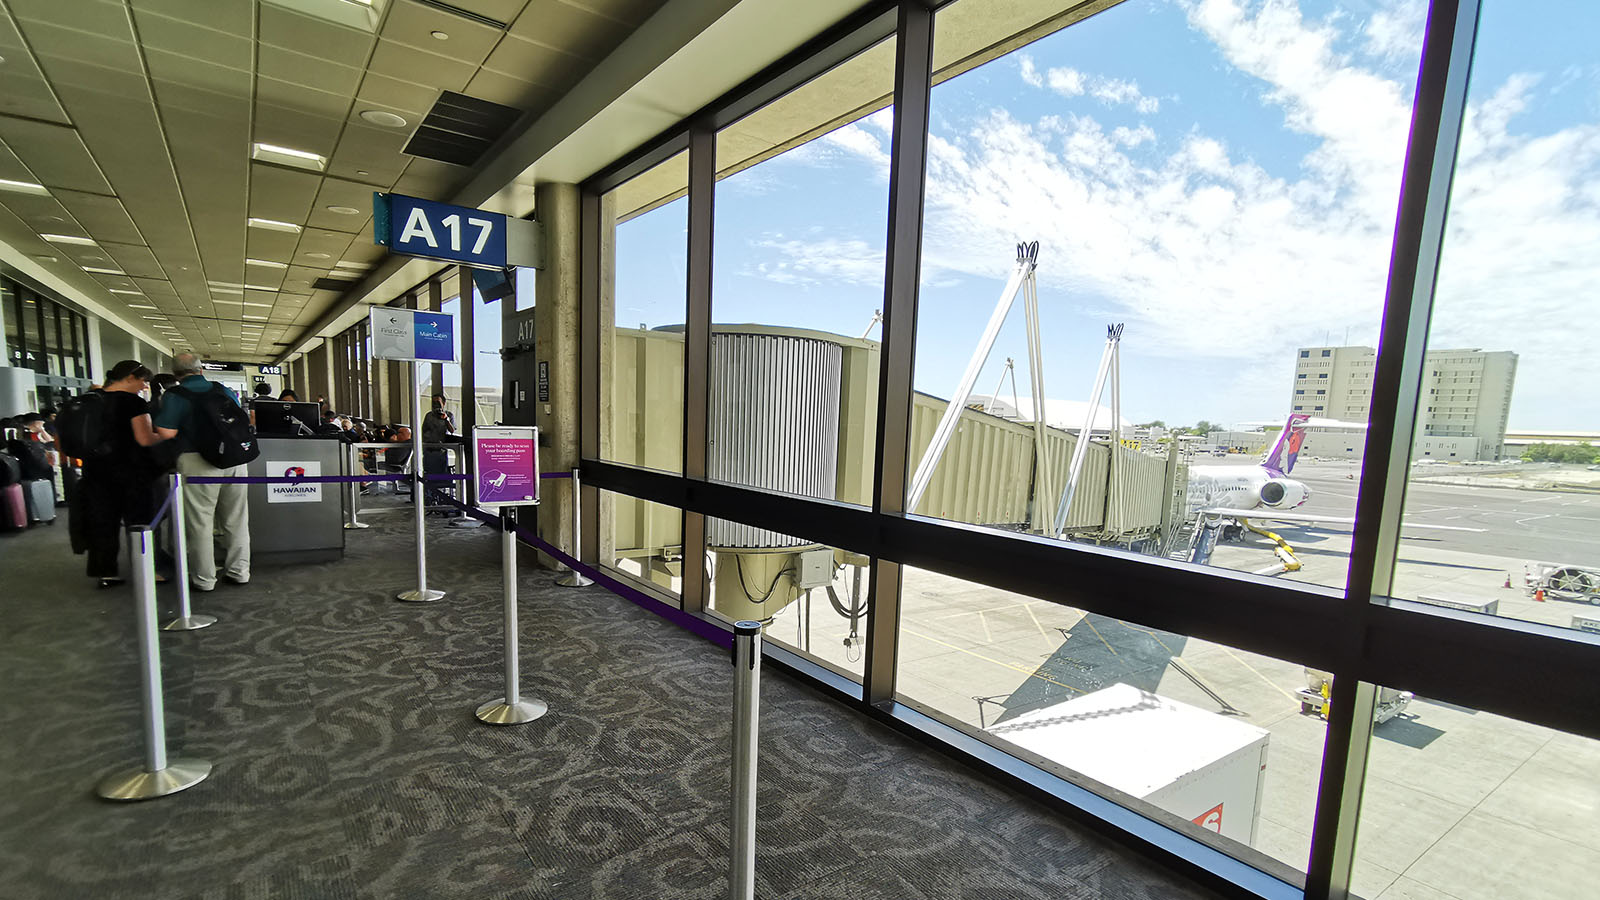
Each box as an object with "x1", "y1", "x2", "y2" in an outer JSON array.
[
  {"x1": 705, "y1": 516, "x2": 868, "y2": 682},
  {"x1": 1387, "y1": 0, "x2": 1600, "y2": 631},
  {"x1": 894, "y1": 567, "x2": 1323, "y2": 879},
  {"x1": 708, "y1": 37, "x2": 893, "y2": 507},
  {"x1": 600, "y1": 488, "x2": 683, "y2": 599},
  {"x1": 601, "y1": 151, "x2": 687, "y2": 475},
  {"x1": 911, "y1": 0, "x2": 1423, "y2": 593},
  {"x1": 1350, "y1": 691, "x2": 1600, "y2": 900}
]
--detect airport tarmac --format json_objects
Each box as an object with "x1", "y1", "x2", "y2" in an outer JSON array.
[{"x1": 760, "y1": 457, "x2": 1600, "y2": 900}]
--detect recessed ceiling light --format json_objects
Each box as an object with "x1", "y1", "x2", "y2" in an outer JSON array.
[
  {"x1": 110, "y1": 290, "x2": 144, "y2": 296},
  {"x1": 242, "y1": 301, "x2": 273, "y2": 308},
  {"x1": 243, "y1": 314, "x2": 268, "y2": 320},
  {"x1": 34, "y1": 254, "x2": 57, "y2": 262},
  {"x1": 0, "y1": 178, "x2": 49, "y2": 196},
  {"x1": 247, "y1": 217, "x2": 302, "y2": 234},
  {"x1": 84, "y1": 255, "x2": 105, "y2": 262},
  {"x1": 305, "y1": 252, "x2": 332, "y2": 260},
  {"x1": 430, "y1": 30, "x2": 448, "y2": 40},
  {"x1": 246, "y1": 258, "x2": 288, "y2": 269},
  {"x1": 251, "y1": 142, "x2": 326, "y2": 171},
  {"x1": 128, "y1": 303, "x2": 158, "y2": 309},
  {"x1": 42, "y1": 233, "x2": 95, "y2": 246},
  {"x1": 326, "y1": 205, "x2": 362, "y2": 215},
  {"x1": 141, "y1": 315, "x2": 166, "y2": 320},
  {"x1": 83, "y1": 266, "x2": 125, "y2": 275},
  {"x1": 358, "y1": 110, "x2": 407, "y2": 128}
]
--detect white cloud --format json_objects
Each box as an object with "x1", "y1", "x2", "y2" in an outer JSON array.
[
  {"x1": 1362, "y1": 0, "x2": 1426, "y2": 64},
  {"x1": 1020, "y1": 53, "x2": 1161, "y2": 113},
  {"x1": 910, "y1": 0, "x2": 1599, "y2": 425},
  {"x1": 746, "y1": 236, "x2": 885, "y2": 289}
]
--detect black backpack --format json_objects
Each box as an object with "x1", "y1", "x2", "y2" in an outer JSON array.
[
  {"x1": 4, "y1": 437, "x2": 53, "y2": 480},
  {"x1": 55, "y1": 391, "x2": 115, "y2": 460},
  {"x1": 171, "y1": 385, "x2": 260, "y2": 468}
]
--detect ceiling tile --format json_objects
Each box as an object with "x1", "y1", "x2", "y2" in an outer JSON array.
[
  {"x1": 7, "y1": 0, "x2": 131, "y2": 35},
  {"x1": 0, "y1": 191, "x2": 73, "y2": 229},
  {"x1": 23, "y1": 21, "x2": 144, "y2": 76},
  {"x1": 247, "y1": 163, "x2": 321, "y2": 225},
  {"x1": 257, "y1": 77, "x2": 355, "y2": 121},
  {"x1": 259, "y1": 5, "x2": 376, "y2": 60},
  {"x1": 367, "y1": 38, "x2": 477, "y2": 92},
  {"x1": 52, "y1": 190, "x2": 145, "y2": 245},
  {"x1": 0, "y1": 118, "x2": 114, "y2": 195},
  {"x1": 509, "y1": 0, "x2": 630, "y2": 61},
  {"x1": 246, "y1": 228, "x2": 301, "y2": 262},
  {"x1": 145, "y1": 47, "x2": 253, "y2": 99},
  {"x1": 481, "y1": 35, "x2": 585, "y2": 92},
  {"x1": 253, "y1": 103, "x2": 346, "y2": 160},
  {"x1": 98, "y1": 242, "x2": 165, "y2": 279},
  {"x1": 463, "y1": 68, "x2": 560, "y2": 113},
  {"x1": 130, "y1": 0, "x2": 253, "y2": 35},
  {"x1": 305, "y1": 177, "x2": 376, "y2": 233},
  {"x1": 355, "y1": 71, "x2": 440, "y2": 120},
  {"x1": 562, "y1": 0, "x2": 668, "y2": 26},
  {"x1": 381, "y1": 2, "x2": 504, "y2": 63},
  {"x1": 258, "y1": 44, "x2": 364, "y2": 97},
  {"x1": 133, "y1": 9, "x2": 252, "y2": 70}
]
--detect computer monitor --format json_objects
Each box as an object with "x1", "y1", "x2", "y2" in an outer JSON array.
[{"x1": 252, "y1": 400, "x2": 322, "y2": 437}]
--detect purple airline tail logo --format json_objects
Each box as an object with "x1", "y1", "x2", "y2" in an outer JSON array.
[{"x1": 1262, "y1": 413, "x2": 1312, "y2": 477}]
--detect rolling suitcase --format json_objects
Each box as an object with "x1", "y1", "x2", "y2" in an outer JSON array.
[
  {"x1": 22, "y1": 478, "x2": 56, "y2": 524},
  {"x1": 0, "y1": 484, "x2": 24, "y2": 531}
]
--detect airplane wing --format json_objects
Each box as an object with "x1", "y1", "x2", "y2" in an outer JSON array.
[{"x1": 1197, "y1": 508, "x2": 1484, "y2": 532}]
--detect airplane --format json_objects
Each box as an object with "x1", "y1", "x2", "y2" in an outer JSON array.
[{"x1": 1186, "y1": 413, "x2": 1314, "y2": 514}]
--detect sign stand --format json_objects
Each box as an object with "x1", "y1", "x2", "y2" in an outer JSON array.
[
  {"x1": 397, "y1": 360, "x2": 444, "y2": 603},
  {"x1": 470, "y1": 426, "x2": 545, "y2": 725}
]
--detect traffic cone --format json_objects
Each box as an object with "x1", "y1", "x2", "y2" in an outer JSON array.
[
  {"x1": 1535, "y1": 588, "x2": 1545, "y2": 603},
  {"x1": 1504, "y1": 574, "x2": 1512, "y2": 589}
]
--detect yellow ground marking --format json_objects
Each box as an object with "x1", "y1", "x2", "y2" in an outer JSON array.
[
  {"x1": 903, "y1": 628, "x2": 1083, "y2": 696},
  {"x1": 1219, "y1": 645, "x2": 1297, "y2": 703},
  {"x1": 1120, "y1": 622, "x2": 1174, "y2": 655},
  {"x1": 1083, "y1": 617, "x2": 1120, "y2": 659},
  {"x1": 1023, "y1": 603, "x2": 1053, "y2": 647}
]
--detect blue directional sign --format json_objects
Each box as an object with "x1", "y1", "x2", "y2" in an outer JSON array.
[
  {"x1": 370, "y1": 307, "x2": 457, "y2": 363},
  {"x1": 374, "y1": 193, "x2": 508, "y2": 269}
]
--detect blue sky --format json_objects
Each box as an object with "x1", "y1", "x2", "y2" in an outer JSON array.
[{"x1": 614, "y1": 0, "x2": 1600, "y2": 430}]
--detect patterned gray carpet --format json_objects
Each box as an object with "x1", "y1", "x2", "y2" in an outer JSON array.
[{"x1": 0, "y1": 506, "x2": 1223, "y2": 899}]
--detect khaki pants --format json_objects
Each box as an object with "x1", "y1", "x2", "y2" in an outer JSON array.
[{"x1": 177, "y1": 453, "x2": 250, "y2": 589}]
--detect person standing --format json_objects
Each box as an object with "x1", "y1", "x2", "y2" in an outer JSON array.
[
  {"x1": 82, "y1": 361, "x2": 169, "y2": 587},
  {"x1": 421, "y1": 393, "x2": 455, "y2": 476},
  {"x1": 153, "y1": 351, "x2": 252, "y2": 591}
]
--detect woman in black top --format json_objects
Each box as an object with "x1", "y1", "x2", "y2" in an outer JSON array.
[{"x1": 83, "y1": 361, "x2": 170, "y2": 587}]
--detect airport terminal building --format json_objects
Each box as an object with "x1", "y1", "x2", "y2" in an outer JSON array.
[{"x1": 1, "y1": 2, "x2": 1596, "y2": 900}]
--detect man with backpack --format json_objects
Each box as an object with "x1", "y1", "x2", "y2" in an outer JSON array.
[{"x1": 153, "y1": 351, "x2": 260, "y2": 591}]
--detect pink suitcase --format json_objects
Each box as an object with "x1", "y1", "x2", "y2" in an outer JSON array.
[{"x1": 0, "y1": 483, "x2": 24, "y2": 531}]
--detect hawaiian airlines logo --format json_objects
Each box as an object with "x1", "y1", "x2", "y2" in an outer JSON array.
[
  {"x1": 284, "y1": 466, "x2": 306, "y2": 479},
  {"x1": 1193, "y1": 803, "x2": 1224, "y2": 834}
]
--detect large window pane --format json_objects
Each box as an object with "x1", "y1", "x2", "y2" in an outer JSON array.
[
  {"x1": 708, "y1": 37, "x2": 893, "y2": 507},
  {"x1": 600, "y1": 488, "x2": 683, "y2": 599},
  {"x1": 1388, "y1": 0, "x2": 1600, "y2": 631},
  {"x1": 602, "y1": 151, "x2": 687, "y2": 475},
  {"x1": 705, "y1": 516, "x2": 869, "y2": 683},
  {"x1": 474, "y1": 287, "x2": 503, "y2": 424},
  {"x1": 912, "y1": 0, "x2": 1423, "y2": 594},
  {"x1": 895, "y1": 566, "x2": 1322, "y2": 879},
  {"x1": 1351, "y1": 693, "x2": 1600, "y2": 900}
]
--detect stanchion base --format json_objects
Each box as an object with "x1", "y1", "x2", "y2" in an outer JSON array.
[
  {"x1": 161, "y1": 614, "x2": 218, "y2": 632},
  {"x1": 96, "y1": 758, "x2": 212, "y2": 801},
  {"x1": 475, "y1": 697, "x2": 548, "y2": 725},
  {"x1": 556, "y1": 571, "x2": 593, "y2": 587},
  {"x1": 344, "y1": 522, "x2": 370, "y2": 530},
  {"x1": 448, "y1": 516, "x2": 483, "y2": 529},
  {"x1": 396, "y1": 588, "x2": 446, "y2": 603}
]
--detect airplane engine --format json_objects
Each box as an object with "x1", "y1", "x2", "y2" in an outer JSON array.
[{"x1": 1258, "y1": 479, "x2": 1310, "y2": 509}]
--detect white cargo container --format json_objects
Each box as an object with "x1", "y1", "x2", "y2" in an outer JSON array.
[{"x1": 987, "y1": 683, "x2": 1269, "y2": 847}]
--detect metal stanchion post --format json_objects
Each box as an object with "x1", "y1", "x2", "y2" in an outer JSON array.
[
  {"x1": 556, "y1": 468, "x2": 592, "y2": 587},
  {"x1": 476, "y1": 508, "x2": 549, "y2": 725},
  {"x1": 398, "y1": 361, "x2": 444, "y2": 603},
  {"x1": 162, "y1": 474, "x2": 215, "y2": 631},
  {"x1": 450, "y1": 446, "x2": 481, "y2": 529},
  {"x1": 344, "y1": 442, "x2": 368, "y2": 530},
  {"x1": 729, "y1": 621, "x2": 762, "y2": 900},
  {"x1": 97, "y1": 528, "x2": 212, "y2": 800}
]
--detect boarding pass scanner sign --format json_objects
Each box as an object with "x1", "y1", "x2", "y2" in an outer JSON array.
[
  {"x1": 370, "y1": 308, "x2": 457, "y2": 363},
  {"x1": 473, "y1": 426, "x2": 539, "y2": 509}
]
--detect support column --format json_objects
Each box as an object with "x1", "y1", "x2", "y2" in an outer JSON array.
[
  {"x1": 458, "y1": 266, "x2": 476, "y2": 437},
  {"x1": 535, "y1": 182, "x2": 582, "y2": 571},
  {"x1": 427, "y1": 280, "x2": 444, "y2": 397},
  {"x1": 86, "y1": 316, "x2": 104, "y2": 382}
]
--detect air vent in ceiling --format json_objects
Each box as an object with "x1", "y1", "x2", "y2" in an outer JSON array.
[
  {"x1": 312, "y1": 276, "x2": 361, "y2": 292},
  {"x1": 403, "y1": 91, "x2": 522, "y2": 167}
]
